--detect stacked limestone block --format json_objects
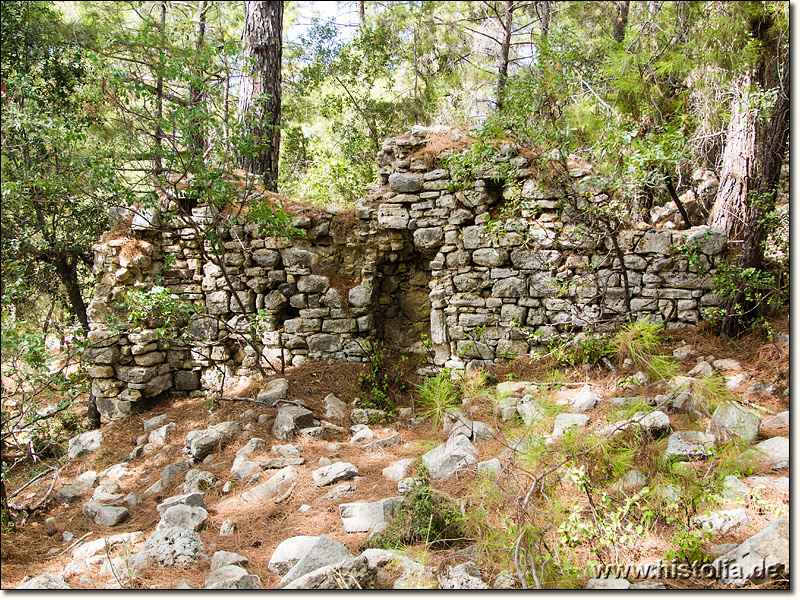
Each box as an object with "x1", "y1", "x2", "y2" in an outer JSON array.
[
  {"x1": 85, "y1": 125, "x2": 730, "y2": 419},
  {"x1": 87, "y1": 202, "x2": 377, "y2": 420},
  {"x1": 357, "y1": 126, "x2": 728, "y2": 370}
]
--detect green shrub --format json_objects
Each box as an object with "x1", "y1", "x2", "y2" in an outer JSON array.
[
  {"x1": 415, "y1": 369, "x2": 460, "y2": 431},
  {"x1": 609, "y1": 317, "x2": 678, "y2": 381},
  {"x1": 370, "y1": 478, "x2": 464, "y2": 550}
]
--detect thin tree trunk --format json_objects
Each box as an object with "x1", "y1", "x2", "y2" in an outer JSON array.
[
  {"x1": 189, "y1": 0, "x2": 208, "y2": 157},
  {"x1": 87, "y1": 396, "x2": 102, "y2": 429},
  {"x1": 537, "y1": 1, "x2": 551, "y2": 37},
  {"x1": 613, "y1": 1, "x2": 629, "y2": 43},
  {"x1": 239, "y1": 0, "x2": 283, "y2": 191},
  {"x1": 153, "y1": 1, "x2": 166, "y2": 182},
  {"x1": 54, "y1": 257, "x2": 88, "y2": 331},
  {"x1": 709, "y1": 76, "x2": 756, "y2": 242}
]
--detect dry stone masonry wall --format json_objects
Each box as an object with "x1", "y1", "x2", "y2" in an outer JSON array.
[{"x1": 87, "y1": 126, "x2": 729, "y2": 420}]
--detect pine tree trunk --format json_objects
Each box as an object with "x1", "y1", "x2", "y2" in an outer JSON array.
[
  {"x1": 720, "y1": 53, "x2": 789, "y2": 337},
  {"x1": 189, "y1": 0, "x2": 208, "y2": 157},
  {"x1": 708, "y1": 76, "x2": 756, "y2": 242},
  {"x1": 613, "y1": 1, "x2": 629, "y2": 43},
  {"x1": 153, "y1": 1, "x2": 166, "y2": 181},
  {"x1": 496, "y1": 0, "x2": 513, "y2": 111},
  {"x1": 239, "y1": 0, "x2": 283, "y2": 192}
]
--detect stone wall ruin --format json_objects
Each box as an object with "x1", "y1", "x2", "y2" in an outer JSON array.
[{"x1": 86, "y1": 125, "x2": 730, "y2": 420}]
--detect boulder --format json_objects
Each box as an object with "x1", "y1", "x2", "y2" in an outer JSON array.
[
  {"x1": 693, "y1": 508, "x2": 750, "y2": 535},
  {"x1": 382, "y1": 459, "x2": 414, "y2": 481},
  {"x1": 586, "y1": 577, "x2": 631, "y2": 589},
  {"x1": 92, "y1": 482, "x2": 124, "y2": 504},
  {"x1": 516, "y1": 399, "x2": 544, "y2": 425},
  {"x1": 421, "y1": 434, "x2": 478, "y2": 480},
  {"x1": 67, "y1": 431, "x2": 104, "y2": 459},
  {"x1": 184, "y1": 421, "x2": 240, "y2": 460},
  {"x1": 256, "y1": 378, "x2": 288, "y2": 407},
  {"x1": 388, "y1": 172, "x2": 422, "y2": 192},
  {"x1": 132, "y1": 526, "x2": 207, "y2": 569},
  {"x1": 708, "y1": 403, "x2": 760, "y2": 443},
  {"x1": 339, "y1": 498, "x2": 400, "y2": 533},
  {"x1": 162, "y1": 460, "x2": 192, "y2": 484},
  {"x1": 350, "y1": 408, "x2": 386, "y2": 424},
  {"x1": 17, "y1": 574, "x2": 71, "y2": 589},
  {"x1": 686, "y1": 226, "x2": 727, "y2": 255},
  {"x1": 210, "y1": 550, "x2": 249, "y2": 571},
  {"x1": 722, "y1": 476, "x2": 751, "y2": 501},
  {"x1": 277, "y1": 535, "x2": 353, "y2": 589},
  {"x1": 282, "y1": 555, "x2": 378, "y2": 590},
  {"x1": 552, "y1": 413, "x2": 590, "y2": 440},
  {"x1": 664, "y1": 431, "x2": 715, "y2": 461},
  {"x1": 324, "y1": 393, "x2": 347, "y2": 421},
  {"x1": 143, "y1": 414, "x2": 171, "y2": 432},
  {"x1": 437, "y1": 562, "x2": 488, "y2": 589},
  {"x1": 57, "y1": 471, "x2": 99, "y2": 503},
  {"x1": 312, "y1": 462, "x2": 358, "y2": 487},
  {"x1": 242, "y1": 466, "x2": 298, "y2": 502},
  {"x1": 82, "y1": 501, "x2": 129, "y2": 527},
  {"x1": 350, "y1": 427, "x2": 375, "y2": 444},
  {"x1": 749, "y1": 437, "x2": 789, "y2": 470},
  {"x1": 148, "y1": 422, "x2": 176, "y2": 446},
  {"x1": 688, "y1": 360, "x2": 713, "y2": 378},
  {"x1": 713, "y1": 516, "x2": 788, "y2": 586},
  {"x1": 272, "y1": 405, "x2": 316, "y2": 441},
  {"x1": 636, "y1": 410, "x2": 672, "y2": 436},
  {"x1": 71, "y1": 531, "x2": 143, "y2": 562},
  {"x1": 361, "y1": 433, "x2": 401, "y2": 452},
  {"x1": 156, "y1": 504, "x2": 208, "y2": 532},
  {"x1": 269, "y1": 536, "x2": 321, "y2": 575},
  {"x1": 259, "y1": 457, "x2": 305, "y2": 469},
  {"x1": 204, "y1": 565, "x2": 262, "y2": 589},
  {"x1": 570, "y1": 386, "x2": 600, "y2": 411},
  {"x1": 762, "y1": 411, "x2": 789, "y2": 428},
  {"x1": 713, "y1": 358, "x2": 742, "y2": 371},
  {"x1": 157, "y1": 492, "x2": 207, "y2": 514},
  {"x1": 182, "y1": 469, "x2": 216, "y2": 494}
]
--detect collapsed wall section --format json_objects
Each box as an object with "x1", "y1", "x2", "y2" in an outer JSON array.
[{"x1": 86, "y1": 125, "x2": 730, "y2": 420}]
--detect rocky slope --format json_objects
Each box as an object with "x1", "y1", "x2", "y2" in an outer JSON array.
[{"x1": 3, "y1": 329, "x2": 789, "y2": 589}]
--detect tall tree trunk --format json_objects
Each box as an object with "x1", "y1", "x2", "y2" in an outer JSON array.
[
  {"x1": 239, "y1": 0, "x2": 283, "y2": 191},
  {"x1": 720, "y1": 53, "x2": 789, "y2": 337},
  {"x1": 708, "y1": 76, "x2": 756, "y2": 241},
  {"x1": 613, "y1": 0, "x2": 629, "y2": 43}
]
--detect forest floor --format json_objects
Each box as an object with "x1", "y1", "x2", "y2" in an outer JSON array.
[{"x1": 0, "y1": 316, "x2": 789, "y2": 589}]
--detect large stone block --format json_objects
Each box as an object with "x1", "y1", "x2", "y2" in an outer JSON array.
[
  {"x1": 281, "y1": 248, "x2": 316, "y2": 269},
  {"x1": 207, "y1": 291, "x2": 230, "y2": 314},
  {"x1": 492, "y1": 277, "x2": 527, "y2": 298},
  {"x1": 230, "y1": 290, "x2": 256, "y2": 313},
  {"x1": 510, "y1": 249, "x2": 561, "y2": 270},
  {"x1": 377, "y1": 204, "x2": 409, "y2": 229},
  {"x1": 413, "y1": 227, "x2": 444, "y2": 255},
  {"x1": 388, "y1": 172, "x2": 422, "y2": 192},
  {"x1": 298, "y1": 275, "x2": 330, "y2": 293},
  {"x1": 635, "y1": 230, "x2": 673, "y2": 254}
]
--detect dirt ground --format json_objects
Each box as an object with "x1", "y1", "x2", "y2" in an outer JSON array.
[{"x1": 0, "y1": 318, "x2": 789, "y2": 589}]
